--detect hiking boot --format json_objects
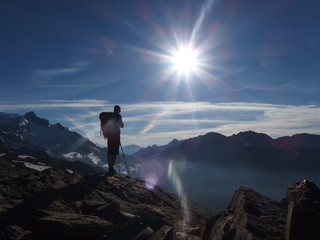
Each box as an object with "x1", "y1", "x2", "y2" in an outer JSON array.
[{"x1": 108, "y1": 168, "x2": 117, "y2": 175}]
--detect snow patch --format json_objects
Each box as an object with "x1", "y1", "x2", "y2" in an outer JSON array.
[
  {"x1": 13, "y1": 161, "x2": 51, "y2": 171},
  {"x1": 19, "y1": 119, "x2": 28, "y2": 127},
  {"x1": 66, "y1": 169, "x2": 73, "y2": 174},
  {"x1": 88, "y1": 153, "x2": 100, "y2": 164},
  {"x1": 18, "y1": 155, "x2": 37, "y2": 159},
  {"x1": 63, "y1": 152, "x2": 83, "y2": 159},
  {"x1": 0, "y1": 153, "x2": 6, "y2": 157}
]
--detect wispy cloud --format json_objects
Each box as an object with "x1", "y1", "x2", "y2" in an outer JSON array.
[
  {"x1": 1, "y1": 100, "x2": 320, "y2": 147},
  {"x1": 0, "y1": 99, "x2": 110, "y2": 110},
  {"x1": 33, "y1": 68, "x2": 81, "y2": 77}
]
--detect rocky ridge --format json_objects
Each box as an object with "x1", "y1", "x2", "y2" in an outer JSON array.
[
  {"x1": 1, "y1": 152, "x2": 320, "y2": 239},
  {"x1": 0, "y1": 153, "x2": 210, "y2": 240},
  {"x1": 203, "y1": 180, "x2": 320, "y2": 240},
  {"x1": 285, "y1": 180, "x2": 320, "y2": 240}
]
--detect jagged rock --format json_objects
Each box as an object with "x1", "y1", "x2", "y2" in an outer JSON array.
[
  {"x1": 0, "y1": 156, "x2": 210, "y2": 240},
  {"x1": 285, "y1": 180, "x2": 320, "y2": 240},
  {"x1": 37, "y1": 211, "x2": 113, "y2": 239},
  {"x1": 204, "y1": 186, "x2": 287, "y2": 240},
  {"x1": 132, "y1": 226, "x2": 154, "y2": 240},
  {"x1": 4, "y1": 226, "x2": 32, "y2": 240},
  {"x1": 148, "y1": 225, "x2": 172, "y2": 240},
  {"x1": 3, "y1": 150, "x2": 320, "y2": 240}
]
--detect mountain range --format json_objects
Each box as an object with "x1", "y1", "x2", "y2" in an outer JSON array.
[
  {"x1": 0, "y1": 112, "x2": 108, "y2": 167},
  {"x1": 2, "y1": 111, "x2": 320, "y2": 173},
  {"x1": 1, "y1": 111, "x2": 320, "y2": 208},
  {"x1": 134, "y1": 131, "x2": 320, "y2": 172}
]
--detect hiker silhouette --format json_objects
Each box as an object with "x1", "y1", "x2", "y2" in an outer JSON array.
[{"x1": 100, "y1": 105, "x2": 124, "y2": 174}]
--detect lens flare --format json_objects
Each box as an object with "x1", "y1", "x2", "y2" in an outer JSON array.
[
  {"x1": 140, "y1": 159, "x2": 166, "y2": 190},
  {"x1": 168, "y1": 160, "x2": 190, "y2": 231},
  {"x1": 145, "y1": 172, "x2": 159, "y2": 189}
]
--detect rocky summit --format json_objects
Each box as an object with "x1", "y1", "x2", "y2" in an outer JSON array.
[
  {"x1": 203, "y1": 180, "x2": 320, "y2": 240},
  {"x1": 203, "y1": 186, "x2": 288, "y2": 240},
  {"x1": 0, "y1": 153, "x2": 210, "y2": 240},
  {"x1": 285, "y1": 180, "x2": 320, "y2": 240},
  {"x1": 1, "y1": 152, "x2": 320, "y2": 239}
]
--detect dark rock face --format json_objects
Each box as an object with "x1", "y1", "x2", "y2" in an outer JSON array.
[
  {"x1": 285, "y1": 180, "x2": 320, "y2": 240},
  {"x1": 203, "y1": 187, "x2": 287, "y2": 240},
  {"x1": 0, "y1": 154, "x2": 209, "y2": 240},
  {"x1": 203, "y1": 180, "x2": 320, "y2": 240}
]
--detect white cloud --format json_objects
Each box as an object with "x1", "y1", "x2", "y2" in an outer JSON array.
[
  {"x1": 0, "y1": 99, "x2": 110, "y2": 111},
  {"x1": 33, "y1": 68, "x2": 81, "y2": 77},
  {"x1": 120, "y1": 102, "x2": 320, "y2": 146}
]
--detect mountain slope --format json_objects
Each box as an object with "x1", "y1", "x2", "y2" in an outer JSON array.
[{"x1": 0, "y1": 111, "x2": 108, "y2": 166}]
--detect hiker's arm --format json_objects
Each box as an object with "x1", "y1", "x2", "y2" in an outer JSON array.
[{"x1": 120, "y1": 117, "x2": 124, "y2": 128}]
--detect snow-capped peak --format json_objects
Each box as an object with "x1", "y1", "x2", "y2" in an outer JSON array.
[{"x1": 0, "y1": 111, "x2": 108, "y2": 167}]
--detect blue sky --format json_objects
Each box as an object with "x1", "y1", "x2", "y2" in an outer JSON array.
[{"x1": 1, "y1": 0, "x2": 320, "y2": 147}]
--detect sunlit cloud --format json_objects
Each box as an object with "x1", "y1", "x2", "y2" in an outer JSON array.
[{"x1": 0, "y1": 99, "x2": 110, "y2": 110}]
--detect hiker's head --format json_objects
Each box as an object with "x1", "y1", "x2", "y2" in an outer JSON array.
[{"x1": 114, "y1": 105, "x2": 121, "y2": 114}]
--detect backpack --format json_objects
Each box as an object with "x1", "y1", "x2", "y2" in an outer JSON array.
[{"x1": 99, "y1": 112, "x2": 115, "y2": 139}]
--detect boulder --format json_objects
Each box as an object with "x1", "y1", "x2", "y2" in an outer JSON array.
[
  {"x1": 204, "y1": 186, "x2": 287, "y2": 240},
  {"x1": 285, "y1": 180, "x2": 320, "y2": 240}
]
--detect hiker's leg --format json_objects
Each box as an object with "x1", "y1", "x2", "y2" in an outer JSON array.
[
  {"x1": 107, "y1": 133, "x2": 120, "y2": 173},
  {"x1": 107, "y1": 136, "x2": 115, "y2": 170},
  {"x1": 108, "y1": 154, "x2": 117, "y2": 170}
]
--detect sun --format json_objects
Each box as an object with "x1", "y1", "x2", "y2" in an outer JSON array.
[{"x1": 171, "y1": 45, "x2": 199, "y2": 75}]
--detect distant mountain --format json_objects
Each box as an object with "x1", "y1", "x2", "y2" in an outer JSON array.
[
  {"x1": 122, "y1": 144, "x2": 142, "y2": 155},
  {"x1": 134, "y1": 131, "x2": 320, "y2": 172},
  {"x1": 2, "y1": 111, "x2": 320, "y2": 175},
  {"x1": 133, "y1": 138, "x2": 181, "y2": 158},
  {"x1": 274, "y1": 133, "x2": 320, "y2": 149},
  {"x1": 0, "y1": 111, "x2": 108, "y2": 167}
]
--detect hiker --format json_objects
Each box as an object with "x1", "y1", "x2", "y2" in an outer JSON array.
[{"x1": 106, "y1": 105, "x2": 124, "y2": 174}]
